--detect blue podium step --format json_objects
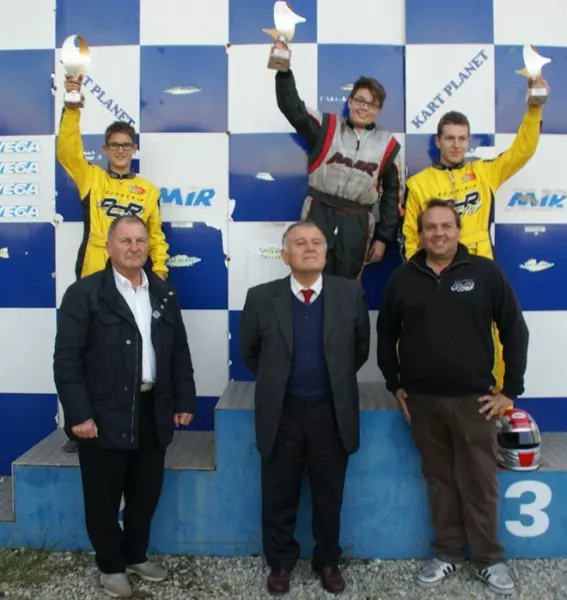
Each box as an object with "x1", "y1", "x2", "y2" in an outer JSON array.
[{"x1": 0, "y1": 382, "x2": 566, "y2": 559}]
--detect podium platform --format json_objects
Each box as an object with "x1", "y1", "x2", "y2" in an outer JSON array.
[{"x1": 0, "y1": 382, "x2": 566, "y2": 559}]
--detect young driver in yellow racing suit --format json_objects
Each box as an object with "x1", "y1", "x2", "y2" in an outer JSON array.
[
  {"x1": 56, "y1": 75, "x2": 170, "y2": 452},
  {"x1": 401, "y1": 76, "x2": 549, "y2": 395},
  {"x1": 57, "y1": 75, "x2": 169, "y2": 281}
]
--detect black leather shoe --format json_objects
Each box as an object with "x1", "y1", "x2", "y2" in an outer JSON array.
[
  {"x1": 267, "y1": 569, "x2": 290, "y2": 595},
  {"x1": 317, "y1": 566, "x2": 346, "y2": 594},
  {"x1": 62, "y1": 439, "x2": 78, "y2": 453}
]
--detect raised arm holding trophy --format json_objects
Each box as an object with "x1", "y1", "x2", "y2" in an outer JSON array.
[{"x1": 266, "y1": 2, "x2": 404, "y2": 281}]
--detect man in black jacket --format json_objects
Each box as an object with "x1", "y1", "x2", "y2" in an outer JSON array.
[
  {"x1": 54, "y1": 214, "x2": 196, "y2": 599},
  {"x1": 240, "y1": 220, "x2": 370, "y2": 595},
  {"x1": 376, "y1": 199, "x2": 528, "y2": 596},
  {"x1": 273, "y1": 44, "x2": 403, "y2": 279}
]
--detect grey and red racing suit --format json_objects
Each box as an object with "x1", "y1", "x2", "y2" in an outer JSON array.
[{"x1": 276, "y1": 69, "x2": 404, "y2": 279}]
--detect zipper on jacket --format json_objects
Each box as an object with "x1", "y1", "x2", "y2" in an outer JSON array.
[
  {"x1": 410, "y1": 258, "x2": 469, "y2": 293},
  {"x1": 339, "y1": 127, "x2": 361, "y2": 197},
  {"x1": 131, "y1": 334, "x2": 139, "y2": 443},
  {"x1": 448, "y1": 169, "x2": 458, "y2": 202}
]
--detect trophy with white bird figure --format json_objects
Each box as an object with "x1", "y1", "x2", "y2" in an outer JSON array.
[
  {"x1": 516, "y1": 45, "x2": 551, "y2": 106},
  {"x1": 262, "y1": 1, "x2": 306, "y2": 71}
]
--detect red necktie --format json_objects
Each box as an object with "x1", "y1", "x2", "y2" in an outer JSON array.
[{"x1": 301, "y1": 289, "x2": 315, "y2": 305}]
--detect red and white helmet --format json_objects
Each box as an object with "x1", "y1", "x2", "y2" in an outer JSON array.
[{"x1": 496, "y1": 408, "x2": 541, "y2": 471}]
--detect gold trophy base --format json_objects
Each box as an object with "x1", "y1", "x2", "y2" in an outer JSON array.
[
  {"x1": 64, "y1": 90, "x2": 85, "y2": 109},
  {"x1": 527, "y1": 87, "x2": 548, "y2": 106},
  {"x1": 267, "y1": 45, "x2": 290, "y2": 71}
]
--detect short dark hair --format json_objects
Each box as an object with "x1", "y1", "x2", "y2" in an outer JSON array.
[
  {"x1": 417, "y1": 198, "x2": 461, "y2": 233},
  {"x1": 104, "y1": 121, "x2": 136, "y2": 145},
  {"x1": 351, "y1": 76, "x2": 386, "y2": 109},
  {"x1": 107, "y1": 214, "x2": 148, "y2": 240},
  {"x1": 282, "y1": 220, "x2": 326, "y2": 250},
  {"x1": 436, "y1": 111, "x2": 470, "y2": 137}
]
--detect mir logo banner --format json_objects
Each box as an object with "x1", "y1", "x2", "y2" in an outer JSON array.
[
  {"x1": 80, "y1": 76, "x2": 135, "y2": 126},
  {"x1": 508, "y1": 190, "x2": 566, "y2": 209},
  {"x1": 411, "y1": 50, "x2": 489, "y2": 130},
  {"x1": 160, "y1": 188, "x2": 216, "y2": 207}
]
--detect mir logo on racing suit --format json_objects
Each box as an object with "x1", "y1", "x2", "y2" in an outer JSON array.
[{"x1": 326, "y1": 152, "x2": 379, "y2": 177}]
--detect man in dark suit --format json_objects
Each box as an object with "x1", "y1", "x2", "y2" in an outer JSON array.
[
  {"x1": 54, "y1": 214, "x2": 196, "y2": 599},
  {"x1": 240, "y1": 220, "x2": 371, "y2": 596}
]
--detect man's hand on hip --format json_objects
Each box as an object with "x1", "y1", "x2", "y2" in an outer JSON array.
[
  {"x1": 71, "y1": 419, "x2": 98, "y2": 439},
  {"x1": 479, "y1": 393, "x2": 513, "y2": 420}
]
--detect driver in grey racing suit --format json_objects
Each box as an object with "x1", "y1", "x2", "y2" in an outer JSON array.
[{"x1": 275, "y1": 67, "x2": 404, "y2": 279}]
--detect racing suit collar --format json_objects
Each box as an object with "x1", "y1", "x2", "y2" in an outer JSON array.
[
  {"x1": 108, "y1": 168, "x2": 136, "y2": 180},
  {"x1": 432, "y1": 158, "x2": 466, "y2": 171},
  {"x1": 346, "y1": 118, "x2": 376, "y2": 131}
]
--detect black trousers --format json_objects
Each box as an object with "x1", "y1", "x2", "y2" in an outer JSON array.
[
  {"x1": 261, "y1": 396, "x2": 349, "y2": 573},
  {"x1": 77, "y1": 391, "x2": 166, "y2": 574},
  {"x1": 306, "y1": 198, "x2": 371, "y2": 280}
]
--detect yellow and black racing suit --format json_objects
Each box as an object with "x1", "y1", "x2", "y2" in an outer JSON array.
[
  {"x1": 57, "y1": 107, "x2": 169, "y2": 279},
  {"x1": 401, "y1": 104, "x2": 543, "y2": 392}
]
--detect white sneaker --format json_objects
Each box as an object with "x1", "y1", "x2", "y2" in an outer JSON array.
[
  {"x1": 99, "y1": 573, "x2": 133, "y2": 598},
  {"x1": 126, "y1": 560, "x2": 168, "y2": 582},
  {"x1": 417, "y1": 557, "x2": 461, "y2": 588},
  {"x1": 476, "y1": 562, "x2": 515, "y2": 595}
]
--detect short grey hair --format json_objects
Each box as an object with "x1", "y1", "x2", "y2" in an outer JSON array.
[
  {"x1": 107, "y1": 214, "x2": 148, "y2": 240},
  {"x1": 281, "y1": 220, "x2": 326, "y2": 251}
]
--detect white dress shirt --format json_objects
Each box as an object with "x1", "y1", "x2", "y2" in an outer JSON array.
[
  {"x1": 290, "y1": 274, "x2": 323, "y2": 303},
  {"x1": 113, "y1": 268, "x2": 156, "y2": 384}
]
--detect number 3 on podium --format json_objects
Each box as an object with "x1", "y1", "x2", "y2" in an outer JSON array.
[{"x1": 504, "y1": 481, "x2": 552, "y2": 538}]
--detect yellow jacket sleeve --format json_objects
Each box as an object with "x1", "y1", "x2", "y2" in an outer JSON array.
[
  {"x1": 56, "y1": 107, "x2": 93, "y2": 200},
  {"x1": 146, "y1": 187, "x2": 170, "y2": 277},
  {"x1": 401, "y1": 184, "x2": 422, "y2": 260},
  {"x1": 481, "y1": 105, "x2": 542, "y2": 189}
]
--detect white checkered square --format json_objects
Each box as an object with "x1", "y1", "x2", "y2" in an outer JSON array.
[
  {"x1": 405, "y1": 44, "x2": 496, "y2": 135},
  {"x1": 227, "y1": 221, "x2": 294, "y2": 311},
  {"x1": 0, "y1": 135, "x2": 55, "y2": 223},
  {"x1": 0, "y1": 0, "x2": 56, "y2": 50},
  {"x1": 140, "y1": 0, "x2": 229, "y2": 46},
  {"x1": 182, "y1": 310, "x2": 229, "y2": 397},
  {"x1": 0, "y1": 309, "x2": 56, "y2": 394},
  {"x1": 54, "y1": 45, "x2": 141, "y2": 135},
  {"x1": 494, "y1": 134, "x2": 567, "y2": 225},
  {"x1": 317, "y1": 0, "x2": 405, "y2": 45},
  {"x1": 55, "y1": 221, "x2": 82, "y2": 308},
  {"x1": 494, "y1": 0, "x2": 566, "y2": 46},
  {"x1": 523, "y1": 311, "x2": 567, "y2": 397},
  {"x1": 139, "y1": 132, "x2": 230, "y2": 223},
  {"x1": 228, "y1": 43, "x2": 318, "y2": 134}
]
